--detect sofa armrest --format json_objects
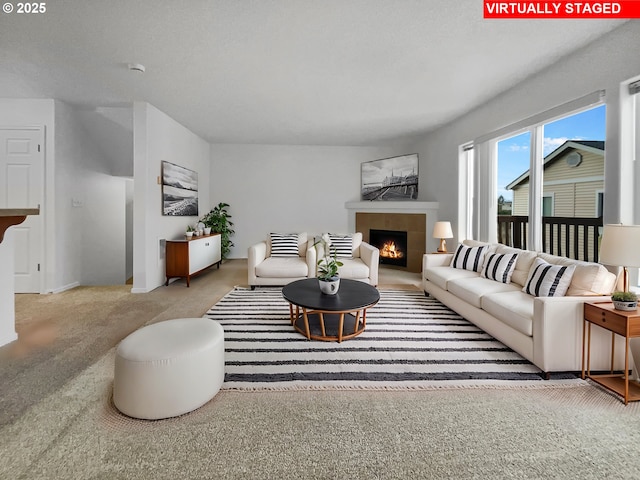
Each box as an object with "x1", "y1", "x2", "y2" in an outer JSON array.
[
  {"x1": 359, "y1": 241, "x2": 379, "y2": 286},
  {"x1": 248, "y1": 241, "x2": 267, "y2": 285},
  {"x1": 422, "y1": 253, "x2": 453, "y2": 272},
  {"x1": 306, "y1": 242, "x2": 317, "y2": 278},
  {"x1": 532, "y1": 295, "x2": 614, "y2": 372}
]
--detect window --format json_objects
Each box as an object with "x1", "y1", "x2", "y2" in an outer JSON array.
[
  {"x1": 596, "y1": 190, "x2": 604, "y2": 218},
  {"x1": 542, "y1": 195, "x2": 554, "y2": 216},
  {"x1": 473, "y1": 92, "x2": 606, "y2": 261},
  {"x1": 458, "y1": 144, "x2": 475, "y2": 241}
]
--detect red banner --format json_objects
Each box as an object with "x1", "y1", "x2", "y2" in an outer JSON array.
[{"x1": 484, "y1": 1, "x2": 640, "y2": 18}]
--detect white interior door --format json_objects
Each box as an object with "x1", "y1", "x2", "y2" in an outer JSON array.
[{"x1": 0, "y1": 128, "x2": 44, "y2": 293}]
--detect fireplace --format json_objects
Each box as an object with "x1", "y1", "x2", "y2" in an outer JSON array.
[{"x1": 369, "y1": 229, "x2": 408, "y2": 268}]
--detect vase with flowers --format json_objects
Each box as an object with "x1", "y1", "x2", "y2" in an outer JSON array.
[{"x1": 315, "y1": 234, "x2": 343, "y2": 295}]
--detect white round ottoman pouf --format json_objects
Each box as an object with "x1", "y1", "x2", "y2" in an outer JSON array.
[{"x1": 113, "y1": 318, "x2": 224, "y2": 420}]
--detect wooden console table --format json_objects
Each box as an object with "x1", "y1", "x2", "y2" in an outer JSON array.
[
  {"x1": 165, "y1": 233, "x2": 222, "y2": 287},
  {"x1": 582, "y1": 302, "x2": 640, "y2": 405}
]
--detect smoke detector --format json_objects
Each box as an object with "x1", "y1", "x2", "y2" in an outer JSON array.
[{"x1": 127, "y1": 63, "x2": 146, "y2": 73}]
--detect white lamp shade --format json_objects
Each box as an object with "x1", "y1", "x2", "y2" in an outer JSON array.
[
  {"x1": 433, "y1": 221, "x2": 453, "y2": 239},
  {"x1": 599, "y1": 224, "x2": 640, "y2": 267}
]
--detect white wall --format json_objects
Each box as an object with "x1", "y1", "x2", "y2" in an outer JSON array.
[
  {"x1": 209, "y1": 144, "x2": 410, "y2": 258},
  {"x1": 133, "y1": 102, "x2": 211, "y2": 293},
  {"x1": 55, "y1": 101, "x2": 128, "y2": 287},
  {"x1": 412, "y1": 22, "x2": 640, "y2": 244}
]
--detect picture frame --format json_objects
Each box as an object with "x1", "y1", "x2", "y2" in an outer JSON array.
[
  {"x1": 161, "y1": 161, "x2": 199, "y2": 216},
  {"x1": 361, "y1": 153, "x2": 418, "y2": 201}
]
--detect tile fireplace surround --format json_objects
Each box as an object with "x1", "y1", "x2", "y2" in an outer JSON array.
[{"x1": 345, "y1": 201, "x2": 440, "y2": 273}]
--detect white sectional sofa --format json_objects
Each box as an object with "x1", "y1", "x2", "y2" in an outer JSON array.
[{"x1": 422, "y1": 240, "x2": 625, "y2": 375}]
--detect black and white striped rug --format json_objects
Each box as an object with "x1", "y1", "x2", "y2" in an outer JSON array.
[{"x1": 204, "y1": 287, "x2": 581, "y2": 390}]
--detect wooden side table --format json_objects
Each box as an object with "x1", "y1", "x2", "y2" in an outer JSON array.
[{"x1": 582, "y1": 302, "x2": 640, "y2": 404}]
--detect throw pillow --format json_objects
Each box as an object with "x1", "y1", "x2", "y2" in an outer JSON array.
[
  {"x1": 481, "y1": 252, "x2": 518, "y2": 284},
  {"x1": 269, "y1": 233, "x2": 299, "y2": 257},
  {"x1": 522, "y1": 258, "x2": 576, "y2": 297},
  {"x1": 328, "y1": 234, "x2": 353, "y2": 258},
  {"x1": 450, "y1": 244, "x2": 488, "y2": 272}
]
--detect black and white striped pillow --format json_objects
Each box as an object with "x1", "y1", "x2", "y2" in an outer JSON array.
[
  {"x1": 269, "y1": 233, "x2": 299, "y2": 257},
  {"x1": 522, "y1": 258, "x2": 576, "y2": 297},
  {"x1": 481, "y1": 253, "x2": 518, "y2": 284},
  {"x1": 328, "y1": 234, "x2": 353, "y2": 258},
  {"x1": 450, "y1": 244, "x2": 487, "y2": 272}
]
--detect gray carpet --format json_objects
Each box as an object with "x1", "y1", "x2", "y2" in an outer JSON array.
[{"x1": 2, "y1": 346, "x2": 640, "y2": 479}]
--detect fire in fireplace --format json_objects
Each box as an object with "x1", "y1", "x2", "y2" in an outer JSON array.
[{"x1": 369, "y1": 229, "x2": 408, "y2": 267}]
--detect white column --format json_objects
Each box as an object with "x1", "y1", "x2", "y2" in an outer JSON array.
[{"x1": 0, "y1": 230, "x2": 18, "y2": 346}]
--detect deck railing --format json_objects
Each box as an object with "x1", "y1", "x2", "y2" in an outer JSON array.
[{"x1": 497, "y1": 216, "x2": 603, "y2": 262}]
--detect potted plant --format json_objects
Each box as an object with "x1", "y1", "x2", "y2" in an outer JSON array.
[
  {"x1": 185, "y1": 225, "x2": 195, "y2": 238},
  {"x1": 611, "y1": 291, "x2": 638, "y2": 311},
  {"x1": 314, "y1": 234, "x2": 343, "y2": 295},
  {"x1": 200, "y1": 202, "x2": 235, "y2": 260}
]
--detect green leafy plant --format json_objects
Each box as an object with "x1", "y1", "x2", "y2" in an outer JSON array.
[
  {"x1": 186, "y1": 225, "x2": 195, "y2": 232},
  {"x1": 200, "y1": 202, "x2": 235, "y2": 259},
  {"x1": 611, "y1": 291, "x2": 637, "y2": 302},
  {"x1": 314, "y1": 234, "x2": 343, "y2": 281}
]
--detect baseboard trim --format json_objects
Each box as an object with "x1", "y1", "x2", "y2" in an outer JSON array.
[
  {"x1": 50, "y1": 282, "x2": 80, "y2": 294},
  {"x1": 0, "y1": 331, "x2": 18, "y2": 348},
  {"x1": 130, "y1": 287, "x2": 152, "y2": 294}
]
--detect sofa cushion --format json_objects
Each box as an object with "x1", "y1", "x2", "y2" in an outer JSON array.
[
  {"x1": 268, "y1": 232, "x2": 308, "y2": 257},
  {"x1": 450, "y1": 244, "x2": 488, "y2": 272},
  {"x1": 522, "y1": 258, "x2": 575, "y2": 297},
  {"x1": 447, "y1": 276, "x2": 520, "y2": 309},
  {"x1": 269, "y1": 233, "x2": 300, "y2": 257},
  {"x1": 481, "y1": 291, "x2": 534, "y2": 337},
  {"x1": 255, "y1": 257, "x2": 308, "y2": 278},
  {"x1": 463, "y1": 239, "x2": 498, "y2": 254},
  {"x1": 320, "y1": 233, "x2": 363, "y2": 258},
  {"x1": 481, "y1": 252, "x2": 518, "y2": 284},
  {"x1": 329, "y1": 234, "x2": 353, "y2": 258},
  {"x1": 424, "y1": 266, "x2": 478, "y2": 291},
  {"x1": 537, "y1": 252, "x2": 616, "y2": 296},
  {"x1": 337, "y1": 258, "x2": 370, "y2": 280},
  {"x1": 494, "y1": 245, "x2": 538, "y2": 287}
]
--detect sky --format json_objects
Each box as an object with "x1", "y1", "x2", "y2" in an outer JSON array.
[{"x1": 497, "y1": 105, "x2": 606, "y2": 201}]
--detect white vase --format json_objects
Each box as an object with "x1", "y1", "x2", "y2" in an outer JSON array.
[
  {"x1": 318, "y1": 276, "x2": 340, "y2": 295},
  {"x1": 185, "y1": 231, "x2": 194, "y2": 238},
  {"x1": 613, "y1": 300, "x2": 638, "y2": 311},
  {"x1": 204, "y1": 227, "x2": 212, "y2": 235}
]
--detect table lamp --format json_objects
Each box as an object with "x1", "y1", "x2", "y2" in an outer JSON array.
[
  {"x1": 433, "y1": 221, "x2": 454, "y2": 253},
  {"x1": 599, "y1": 224, "x2": 640, "y2": 292}
]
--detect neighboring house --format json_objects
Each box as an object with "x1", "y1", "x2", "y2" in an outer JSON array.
[
  {"x1": 497, "y1": 195, "x2": 512, "y2": 214},
  {"x1": 506, "y1": 140, "x2": 605, "y2": 218},
  {"x1": 505, "y1": 140, "x2": 604, "y2": 260}
]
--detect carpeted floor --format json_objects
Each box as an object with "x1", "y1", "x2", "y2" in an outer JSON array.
[{"x1": 2, "y1": 261, "x2": 640, "y2": 479}]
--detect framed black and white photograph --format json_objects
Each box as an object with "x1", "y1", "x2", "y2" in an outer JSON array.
[
  {"x1": 161, "y1": 161, "x2": 199, "y2": 216},
  {"x1": 361, "y1": 153, "x2": 419, "y2": 201}
]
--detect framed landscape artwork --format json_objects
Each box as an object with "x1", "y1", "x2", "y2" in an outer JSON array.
[
  {"x1": 161, "y1": 161, "x2": 199, "y2": 216},
  {"x1": 361, "y1": 153, "x2": 419, "y2": 201}
]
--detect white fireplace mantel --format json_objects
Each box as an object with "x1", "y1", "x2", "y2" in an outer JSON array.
[{"x1": 345, "y1": 201, "x2": 441, "y2": 253}]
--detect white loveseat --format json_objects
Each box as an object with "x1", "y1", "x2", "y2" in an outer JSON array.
[
  {"x1": 248, "y1": 233, "x2": 316, "y2": 288},
  {"x1": 315, "y1": 233, "x2": 379, "y2": 286},
  {"x1": 422, "y1": 240, "x2": 625, "y2": 375}
]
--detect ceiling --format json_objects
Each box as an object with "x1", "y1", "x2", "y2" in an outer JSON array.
[{"x1": 0, "y1": 1, "x2": 626, "y2": 146}]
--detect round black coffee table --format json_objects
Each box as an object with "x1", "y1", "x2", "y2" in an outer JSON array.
[{"x1": 282, "y1": 278, "x2": 380, "y2": 342}]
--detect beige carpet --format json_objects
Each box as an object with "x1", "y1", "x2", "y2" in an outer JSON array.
[
  {"x1": 1, "y1": 348, "x2": 640, "y2": 479},
  {"x1": 2, "y1": 262, "x2": 640, "y2": 478}
]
